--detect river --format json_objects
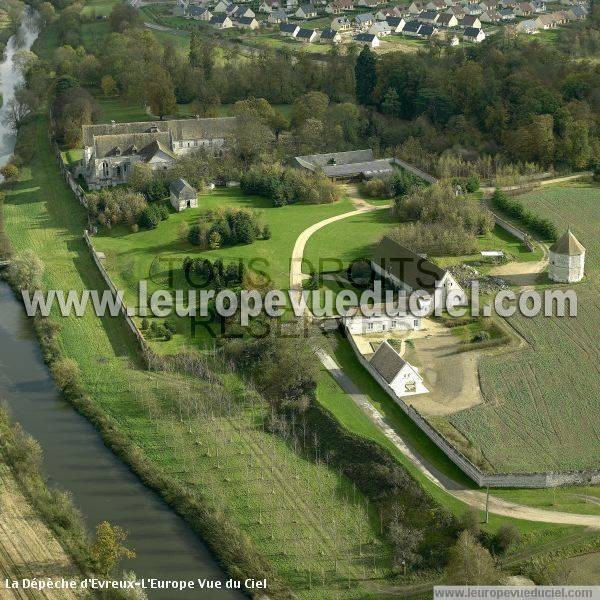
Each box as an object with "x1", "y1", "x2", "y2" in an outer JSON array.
[{"x1": 0, "y1": 12, "x2": 240, "y2": 599}]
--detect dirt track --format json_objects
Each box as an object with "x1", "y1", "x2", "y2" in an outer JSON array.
[{"x1": 0, "y1": 465, "x2": 81, "y2": 599}]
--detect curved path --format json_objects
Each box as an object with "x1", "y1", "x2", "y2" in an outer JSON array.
[{"x1": 290, "y1": 192, "x2": 600, "y2": 529}]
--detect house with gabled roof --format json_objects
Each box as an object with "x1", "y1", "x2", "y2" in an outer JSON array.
[
  {"x1": 294, "y1": 149, "x2": 393, "y2": 179},
  {"x1": 499, "y1": 7, "x2": 515, "y2": 19},
  {"x1": 355, "y1": 12, "x2": 376, "y2": 27},
  {"x1": 280, "y1": 22, "x2": 300, "y2": 35},
  {"x1": 331, "y1": 15, "x2": 352, "y2": 29},
  {"x1": 320, "y1": 27, "x2": 343, "y2": 41},
  {"x1": 426, "y1": 0, "x2": 446, "y2": 9},
  {"x1": 354, "y1": 32, "x2": 381, "y2": 46},
  {"x1": 358, "y1": 0, "x2": 381, "y2": 8},
  {"x1": 259, "y1": 0, "x2": 277, "y2": 12},
  {"x1": 295, "y1": 4, "x2": 318, "y2": 17},
  {"x1": 369, "y1": 341, "x2": 428, "y2": 397},
  {"x1": 408, "y1": 1, "x2": 426, "y2": 14},
  {"x1": 418, "y1": 9, "x2": 440, "y2": 22},
  {"x1": 515, "y1": 1, "x2": 534, "y2": 15},
  {"x1": 437, "y1": 11, "x2": 458, "y2": 26},
  {"x1": 464, "y1": 2, "x2": 483, "y2": 14},
  {"x1": 213, "y1": 0, "x2": 230, "y2": 12},
  {"x1": 386, "y1": 16, "x2": 407, "y2": 31},
  {"x1": 402, "y1": 19, "x2": 422, "y2": 35},
  {"x1": 236, "y1": 15, "x2": 260, "y2": 27},
  {"x1": 325, "y1": 0, "x2": 354, "y2": 12},
  {"x1": 188, "y1": 5, "x2": 212, "y2": 19},
  {"x1": 296, "y1": 27, "x2": 319, "y2": 41},
  {"x1": 418, "y1": 22, "x2": 438, "y2": 36},
  {"x1": 369, "y1": 20, "x2": 392, "y2": 35},
  {"x1": 567, "y1": 5, "x2": 587, "y2": 19},
  {"x1": 516, "y1": 17, "x2": 537, "y2": 31},
  {"x1": 480, "y1": 9, "x2": 501, "y2": 21},
  {"x1": 376, "y1": 7, "x2": 401, "y2": 20},
  {"x1": 268, "y1": 8, "x2": 288, "y2": 22},
  {"x1": 210, "y1": 14, "x2": 234, "y2": 27},
  {"x1": 460, "y1": 14, "x2": 481, "y2": 27},
  {"x1": 232, "y1": 5, "x2": 255, "y2": 18},
  {"x1": 463, "y1": 26, "x2": 485, "y2": 41}
]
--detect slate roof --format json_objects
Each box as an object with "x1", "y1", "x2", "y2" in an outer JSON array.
[
  {"x1": 294, "y1": 149, "x2": 393, "y2": 178},
  {"x1": 403, "y1": 19, "x2": 422, "y2": 32},
  {"x1": 297, "y1": 27, "x2": 317, "y2": 38},
  {"x1": 461, "y1": 14, "x2": 480, "y2": 24},
  {"x1": 93, "y1": 132, "x2": 172, "y2": 158},
  {"x1": 138, "y1": 140, "x2": 177, "y2": 161},
  {"x1": 170, "y1": 178, "x2": 197, "y2": 199},
  {"x1": 370, "y1": 341, "x2": 407, "y2": 384},
  {"x1": 320, "y1": 27, "x2": 340, "y2": 38},
  {"x1": 418, "y1": 9, "x2": 438, "y2": 19},
  {"x1": 295, "y1": 149, "x2": 375, "y2": 167},
  {"x1": 237, "y1": 15, "x2": 257, "y2": 24},
  {"x1": 355, "y1": 12, "x2": 375, "y2": 22},
  {"x1": 463, "y1": 25, "x2": 482, "y2": 36},
  {"x1": 372, "y1": 236, "x2": 448, "y2": 293},
  {"x1": 280, "y1": 22, "x2": 299, "y2": 32},
  {"x1": 418, "y1": 23, "x2": 436, "y2": 35},
  {"x1": 550, "y1": 231, "x2": 586, "y2": 256},
  {"x1": 386, "y1": 16, "x2": 405, "y2": 26}
]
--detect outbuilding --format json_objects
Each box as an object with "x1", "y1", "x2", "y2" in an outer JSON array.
[{"x1": 170, "y1": 179, "x2": 198, "y2": 211}]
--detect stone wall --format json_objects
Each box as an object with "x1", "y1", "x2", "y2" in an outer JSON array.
[{"x1": 345, "y1": 327, "x2": 600, "y2": 488}]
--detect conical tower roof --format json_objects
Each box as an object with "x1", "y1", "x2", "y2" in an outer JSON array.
[{"x1": 549, "y1": 230, "x2": 585, "y2": 256}]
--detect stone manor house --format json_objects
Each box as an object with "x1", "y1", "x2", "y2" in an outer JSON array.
[{"x1": 80, "y1": 117, "x2": 237, "y2": 189}]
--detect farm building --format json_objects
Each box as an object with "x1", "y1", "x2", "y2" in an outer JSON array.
[
  {"x1": 371, "y1": 236, "x2": 466, "y2": 309},
  {"x1": 548, "y1": 230, "x2": 586, "y2": 283},
  {"x1": 293, "y1": 149, "x2": 394, "y2": 180},
  {"x1": 170, "y1": 179, "x2": 198, "y2": 211},
  {"x1": 369, "y1": 341, "x2": 429, "y2": 397}
]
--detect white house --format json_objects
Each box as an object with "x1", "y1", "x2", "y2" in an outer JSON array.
[
  {"x1": 169, "y1": 179, "x2": 198, "y2": 211},
  {"x1": 355, "y1": 12, "x2": 376, "y2": 28},
  {"x1": 268, "y1": 8, "x2": 288, "y2": 22},
  {"x1": 213, "y1": 0, "x2": 229, "y2": 12},
  {"x1": 369, "y1": 21, "x2": 392, "y2": 35},
  {"x1": 210, "y1": 14, "x2": 234, "y2": 27},
  {"x1": 320, "y1": 27, "x2": 343, "y2": 42},
  {"x1": 548, "y1": 230, "x2": 586, "y2": 283},
  {"x1": 236, "y1": 15, "x2": 260, "y2": 27},
  {"x1": 437, "y1": 11, "x2": 459, "y2": 25},
  {"x1": 280, "y1": 22, "x2": 300, "y2": 35},
  {"x1": 296, "y1": 27, "x2": 319, "y2": 41},
  {"x1": 386, "y1": 16, "x2": 406, "y2": 31},
  {"x1": 331, "y1": 15, "x2": 352, "y2": 29},
  {"x1": 344, "y1": 310, "x2": 422, "y2": 335},
  {"x1": 460, "y1": 14, "x2": 482, "y2": 26},
  {"x1": 354, "y1": 32, "x2": 381, "y2": 46},
  {"x1": 463, "y1": 26, "x2": 485, "y2": 41},
  {"x1": 369, "y1": 341, "x2": 429, "y2": 397}
]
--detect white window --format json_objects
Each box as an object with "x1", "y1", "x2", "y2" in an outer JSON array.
[
  {"x1": 414, "y1": 319, "x2": 419, "y2": 327},
  {"x1": 367, "y1": 322, "x2": 374, "y2": 331}
]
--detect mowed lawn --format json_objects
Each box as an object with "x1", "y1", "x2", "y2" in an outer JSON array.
[
  {"x1": 2, "y1": 115, "x2": 395, "y2": 598},
  {"x1": 450, "y1": 183, "x2": 600, "y2": 474}
]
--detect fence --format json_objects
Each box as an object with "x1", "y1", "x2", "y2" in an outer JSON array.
[
  {"x1": 345, "y1": 328, "x2": 600, "y2": 489},
  {"x1": 52, "y1": 142, "x2": 89, "y2": 209}
]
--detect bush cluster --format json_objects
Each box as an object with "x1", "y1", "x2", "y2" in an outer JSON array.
[
  {"x1": 137, "y1": 202, "x2": 170, "y2": 230},
  {"x1": 182, "y1": 257, "x2": 245, "y2": 290},
  {"x1": 187, "y1": 208, "x2": 265, "y2": 248},
  {"x1": 241, "y1": 165, "x2": 339, "y2": 206},
  {"x1": 87, "y1": 188, "x2": 148, "y2": 229},
  {"x1": 362, "y1": 170, "x2": 424, "y2": 199},
  {"x1": 491, "y1": 189, "x2": 558, "y2": 241}
]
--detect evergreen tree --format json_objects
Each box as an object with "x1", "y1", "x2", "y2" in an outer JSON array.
[{"x1": 355, "y1": 45, "x2": 377, "y2": 105}]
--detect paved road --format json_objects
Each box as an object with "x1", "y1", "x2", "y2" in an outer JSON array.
[{"x1": 291, "y1": 189, "x2": 600, "y2": 529}]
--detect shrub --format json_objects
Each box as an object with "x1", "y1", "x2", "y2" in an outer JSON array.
[
  {"x1": 87, "y1": 188, "x2": 147, "y2": 228},
  {"x1": 138, "y1": 204, "x2": 168, "y2": 230},
  {"x1": 464, "y1": 176, "x2": 480, "y2": 193},
  {"x1": 1, "y1": 163, "x2": 20, "y2": 182},
  {"x1": 51, "y1": 357, "x2": 82, "y2": 395},
  {"x1": 492, "y1": 524, "x2": 521, "y2": 555},
  {"x1": 8, "y1": 249, "x2": 44, "y2": 291}
]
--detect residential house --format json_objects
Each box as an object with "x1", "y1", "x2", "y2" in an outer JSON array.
[
  {"x1": 386, "y1": 16, "x2": 407, "y2": 31},
  {"x1": 448, "y1": 5, "x2": 465, "y2": 17},
  {"x1": 426, "y1": 0, "x2": 445, "y2": 8},
  {"x1": 480, "y1": 9, "x2": 501, "y2": 21},
  {"x1": 188, "y1": 5, "x2": 212, "y2": 19},
  {"x1": 464, "y1": 2, "x2": 483, "y2": 14},
  {"x1": 371, "y1": 236, "x2": 465, "y2": 310},
  {"x1": 170, "y1": 179, "x2": 198, "y2": 212},
  {"x1": 232, "y1": 5, "x2": 255, "y2": 18},
  {"x1": 358, "y1": 0, "x2": 381, "y2": 7},
  {"x1": 376, "y1": 6, "x2": 400, "y2": 19},
  {"x1": 408, "y1": 1, "x2": 426, "y2": 14},
  {"x1": 515, "y1": 1, "x2": 534, "y2": 15},
  {"x1": 479, "y1": 0, "x2": 498, "y2": 9},
  {"x1": 499, "y1": 0, "x2": 517, "y2": 6},
  {"x1": 280, "y1": 22, "x2": 300, "y2": 35},
  {"x1": 355, "y1": 12, "x2": 376, "y2": 27},
  {"x1": 295, "y1": 4, "x2": 318, "y2": 17},
  {"x1": 285, "y1": 0, "x2": 298, "y2": 8},
  {"x1": 463, "y1": 26, "x2": 485, "y2": 41},
  {"x1": 258, "y1": 0, "x2": 277, "y2": 12},
  {"x1": 320, "y1": 27, "x2": 343, "y2": 41},
  {"x1": 325, "y1": 0, "x2": 354, "y2": 12},
  {"x1": 418, "y1": 22, "x2": 438, "y2": 36},
  {"x1": 354, "y1": 32, "x2": 381, "y2": 46},
  {"x1": 499, "y1": 7, "x2": 515, "y2": 19},
  {"x1": 212, "y1": 0, "x2": 229, "y2": 12},
  {"x1": 567, "y1": 5, "x2": 587, "y2": 19},
  {"x1": 516, "y1": 17, "x2": 537, "y2": 31},
  {"x1": 296, "y1": 27, "x2": 319, "y2": 41},
  {"x1": 552, "y1": 10, "x2": 569, "y2": 23},
  {"x1": 437, "y1": 11, "x2": 459, "y2": 26},
  {"x1": 331, "y1": 15, "x2": 352, "y2": 29},
  {"x1": 267, "y1": 8, "x2": 288, "y2": 22},
  {"x1": 236, "y1": 15, "x2": 260, "y2": 27},
  {"x1": 369, "y1": 20, "x2": 392, "y2": 35},
  {"x1": 532, "y1": 0, "x2": 546, "y2": 12},
  {"x1": 210, "y1": 14, "x2": 234, "y2": 26},
  {"x1": 343, "y1": 310, "x2": 422, "y2": 336},
  {"x1": 81, "y1": 118, "x2": 237, "y2": 189},
  {"x1": 460, "y1": 14, "x2": 482, "y2": 27},
  {"x1": 418, "y1": 9, "x2": 440, "y2": 22},
  {"x1": 369, "y1": 341, "x2": 428, "y2": 398},
  {"x1": 402, "y1": 19, "x2": 423, "y2": 35}
]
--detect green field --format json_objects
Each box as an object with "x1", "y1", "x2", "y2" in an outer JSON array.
[
  {"x1": 2, "y1": 114, "x2": 400, "y2": 599},
  {"x1": 450, "y1": 183, "x2": 600, "y2": 473}
]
